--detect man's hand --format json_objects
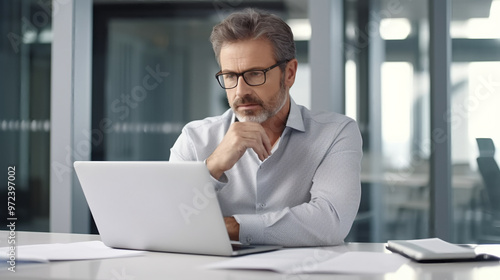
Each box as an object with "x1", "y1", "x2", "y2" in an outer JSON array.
[
  {"x1": 224, "y1": 216, "x2": 240, "y2": 241},
  {"x1": 206, "y1": 122, "x2": 272, "y2": 179}
]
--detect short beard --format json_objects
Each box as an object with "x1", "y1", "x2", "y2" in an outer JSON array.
[{"x1": 231, "y1": 75, "x2": 287, "y2": 123}]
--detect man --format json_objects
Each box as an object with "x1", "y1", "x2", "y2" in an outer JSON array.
[{"x1": 170, "y1": 8, "x2": 362, "y2": 247}]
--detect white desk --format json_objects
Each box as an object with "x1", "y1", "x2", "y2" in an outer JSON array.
[{"x1": 1, "y1": 231, "x2": 500, "y2": 279}]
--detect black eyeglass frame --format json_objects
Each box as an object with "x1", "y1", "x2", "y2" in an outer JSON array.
[{"x1": 215, "y1": 60, "x2": 289, "y2": 89}]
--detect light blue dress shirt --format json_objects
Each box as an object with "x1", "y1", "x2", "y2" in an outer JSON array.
[{"x1": 170, "y1": 98, "x2": 362, "y2": 247}]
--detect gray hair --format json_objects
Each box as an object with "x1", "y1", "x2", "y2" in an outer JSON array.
[{"x1": 210, "y1": 8, "x2": 295, "y2": 70}]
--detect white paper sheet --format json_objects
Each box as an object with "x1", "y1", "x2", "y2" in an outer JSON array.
[
  {"x1": 0, "y1": 241, "x2": 144, "y2": 263},
  {"x1": 303, "y1": 251, "x2": 409, "y2": 274},
  {"x1": 205, "y1": 248, "x2": 408, "y2": 274}
]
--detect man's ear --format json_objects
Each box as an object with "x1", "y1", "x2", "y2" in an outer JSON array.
[{"x1": 284, "y1": 59, "x2": 298, "y2": 88}]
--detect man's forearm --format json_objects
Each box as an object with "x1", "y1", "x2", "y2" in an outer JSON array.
[{"x1": 224, "y1": 216, "x2": 240, "y2": 241}]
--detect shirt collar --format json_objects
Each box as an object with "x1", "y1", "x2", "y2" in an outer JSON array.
[
  {"x1": 229, "y1": 97, "x2": 306, "y2": 132},
  {"x1": 286, "y1": 97, "x2": 305, "y2": 132}
]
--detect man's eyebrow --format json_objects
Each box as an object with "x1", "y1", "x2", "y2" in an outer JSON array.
[{"x1": 220, "y1": 65, "x2": 267, "y2": 73}]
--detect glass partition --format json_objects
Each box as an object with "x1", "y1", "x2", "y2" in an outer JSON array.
[
  {"x1": 0, "y1": 0, "x2": 52, "y2": 231},
  {"x1": 347, "y1": 0, "x2": 500, "y2": 244},
  {"x1": 345, "y1": 0, "x2": 431, "y2": 242},
  {"x1": 451, "y1": 0, "x2": 500, "y2": 244}
]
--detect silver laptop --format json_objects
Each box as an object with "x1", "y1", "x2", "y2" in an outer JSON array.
[{"x1": 74, "y1": 161, "x2": 280, "y2": 256}]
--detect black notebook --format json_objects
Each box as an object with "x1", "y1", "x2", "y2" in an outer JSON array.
[{"x1": 386, "y1": 238, "x2": 500, "y2": 263}]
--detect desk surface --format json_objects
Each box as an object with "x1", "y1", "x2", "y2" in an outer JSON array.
[{"x1": 1, "y1": 231, "x2": 500, "y2": 280}]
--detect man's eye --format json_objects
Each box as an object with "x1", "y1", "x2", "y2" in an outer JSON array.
[
  {"x1": 225, "y1": 74, "x2": 236, "y2": 80},
  {"x1": 248, "y1": 71, "x2": 263, "y2": 77}
]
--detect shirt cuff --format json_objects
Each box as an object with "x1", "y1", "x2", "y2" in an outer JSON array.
[
  {"x1": 233, "y1": 214, "x2": 265, "y2": 245},
  {"x1": 209, "y1": 173, "x2": 227, "y2": 191}
]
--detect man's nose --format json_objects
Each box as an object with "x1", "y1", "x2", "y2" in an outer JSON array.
[{"x1": 235, "y1": 75, "x2": 251, "y2": 97}]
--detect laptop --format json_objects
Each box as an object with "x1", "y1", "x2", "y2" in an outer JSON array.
[{"x1": 74, "y1": 161, "x2": 280, "y2": 256}]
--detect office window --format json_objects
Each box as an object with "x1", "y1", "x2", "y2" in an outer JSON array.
[
  {"x1": 346, "y1": 0, "x2": 500, "y2": 244},
  {"x1": 345, "y1": 0, "x2": 431, "y2": 242},
  {"x1": 0, "y1": 0, "x2": 52, "y2": 231},
  {"x1": 96, "y1": 16, "x2": 220, "y2": 161},
  {"x1": 381, "y1": 62, "x2": 413, "y2": 168},
  {"x1": 451, "y1": 0, "x2": 500, "y2": 243}
]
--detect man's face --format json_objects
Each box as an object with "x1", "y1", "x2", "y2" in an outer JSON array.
[{"x1": 219, "y1": 38, "x2": 288, "y2": 123}]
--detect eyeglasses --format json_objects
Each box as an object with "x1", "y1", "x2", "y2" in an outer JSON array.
[{"x1": 215, "y1": 60, "x2": 288, "y2": 89}]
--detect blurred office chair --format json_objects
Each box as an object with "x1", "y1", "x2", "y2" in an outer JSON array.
[{"x1": 475, "y1": 138, "x2": 500, "y2": 242}]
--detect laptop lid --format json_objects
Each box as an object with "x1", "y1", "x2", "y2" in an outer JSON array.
[{"x1": 74, "y1": 161, "x2": 279, "y2": 256}]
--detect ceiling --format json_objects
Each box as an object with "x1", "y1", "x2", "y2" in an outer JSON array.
[{"x1": 92, "y1": 0, "x2": 494, "y2": 21}]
